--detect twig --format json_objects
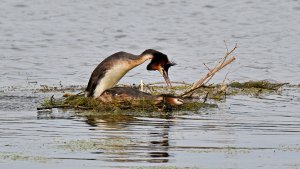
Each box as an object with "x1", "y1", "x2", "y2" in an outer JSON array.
[
  {"x1": 203, "y1": 92, "x2": 209, "y2": 103},
  {"x1": 203, "y1": 63, "x2": 211, "y2": 71},
  {"x1": 193, "y1": 44, "x2": 237, "y2": 89},
  {"x1": 147, "y1": 81, "x2": 192, "y2": 86},
  {"x1": 217, "y1": 43, "x2": 237, "y2": 69},
  {"x1": 224, "y1": 40, "x2": 229, "y2": 52},
  {"x1": 50, "y1": 95, "x2": 54, "y2": 104},
  {"x1": 180, "y1": 44, "x2": 237, "y2": 98},
  {"x1": 222, "y1": 71, "x2": 230, "y2": 84},
  {"x1": 37, "y1": 105, "x2": 91, "y2": 111},
  {"x1": 181, "y1": 57, "x2": 235, "y2": 97}
]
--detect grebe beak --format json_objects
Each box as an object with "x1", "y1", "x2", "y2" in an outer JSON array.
[{"x1": 159, "y1": 68, "x2": 172, "y2": 87}]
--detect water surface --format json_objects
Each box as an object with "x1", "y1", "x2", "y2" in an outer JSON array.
[
  {"x1": 1, "y1": 0, "x2": 300, "y2": 168},
  {"x1": 1, "y1": 86, "x2": 300, "y2": 169},
  {"x1": 1, "y1": 0, "x2": 299, "y2": 87}
]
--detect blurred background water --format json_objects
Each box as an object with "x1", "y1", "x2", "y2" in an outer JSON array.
[{"x1": 1, "y1": 0, "x2": 299, "y2": 88}]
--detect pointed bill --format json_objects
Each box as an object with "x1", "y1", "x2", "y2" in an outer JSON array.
[{"x1": 159, "y1": 69, "x2": 172, "y2": 87}]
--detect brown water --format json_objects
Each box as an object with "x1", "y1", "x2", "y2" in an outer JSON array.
[{"x1": 1, "y1": 0, "x2": 300, "y2": 168}]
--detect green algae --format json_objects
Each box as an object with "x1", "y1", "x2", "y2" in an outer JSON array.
[
  {"x1": 229, "y1": 80, "x2": 286, "y2": 90},
  {"x1": 278, "y1": 145, "x2": 300, "y2": 152},
  {"x1": 0, "y1": 153, "x2": 48, "y2": 163},
  {"x1": 188, "y1": 147, "x2": 251, "y2": 154},
  {"x1": 58, "y1": 140, "x2": 103, "y2": 152},
  {"x1": 38, "y1": 81, "x2": 285, "y2": 113},
  {"x1": 63, "y1": 95, "x2": 159, "y2": 112},
  {"x1": 34, "y1": 84, "x2": 85, "y2": 93},
  {"x1": 58, "y1": 139, "x2": 138, "y2": 152},
  {"x1": 40, "y1": 93, "x2": 216, "y2": 113}
]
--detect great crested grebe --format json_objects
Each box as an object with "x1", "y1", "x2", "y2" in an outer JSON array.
[
  {"x1": 100, "y1": 87, "x2": 184, "y2": 106},
  {"x1": 85, "y1": 49, "x2": 175, "y2": 98}
]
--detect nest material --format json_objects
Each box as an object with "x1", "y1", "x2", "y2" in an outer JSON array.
[{"x1": 38, "y1": 81, "x2": 285, "y2": 113}]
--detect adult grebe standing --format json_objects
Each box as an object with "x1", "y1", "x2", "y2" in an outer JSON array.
[{"x1": 85, "y1": 49, "x2": 175, "y2": 98}]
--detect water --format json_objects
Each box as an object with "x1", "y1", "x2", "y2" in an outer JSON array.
[
  {"x1": 1, "y1": 0, "x2": 300, "y2": 87},
  {"x1": 1, "y1": 0, "x2": 300, "y2": 168},
  {"x1": 1, "y1": 87, "x2": 300, "y2": 169}
]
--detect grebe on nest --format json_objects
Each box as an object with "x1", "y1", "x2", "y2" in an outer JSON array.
[
  {"x1": 85, "y1": 49, "x2": 175, "y2": 98},
  {"x1": 100, "y1": 87, "x2": 184, "y2": 106}
]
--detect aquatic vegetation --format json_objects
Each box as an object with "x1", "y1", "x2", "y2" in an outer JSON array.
[
  {"x1": 37, "y1": 84, "x2": 85, "y2": 93},
  {"x1": 58, "y1": 139, "x2": 138, "y2": 152},
  {"x1": 38, "y1": 81, "x2": 285, "y2": 113},
  {"x1": 58, "y1": 140, "x2": 104, "y2": 152},
  {"x1": 229, "y1": 80, "x2": 286, "y2": 90},
  {"x1": 0, "y1": 153, "x2": 48, "y2": 163},
  {"x1": 188, "y1": 147, "x2": 251, "y2": 155},
  {"x1": 40, "y1": 93, "x2": 216, "y2": 113},
  {"x1": 227, "y1": 80, "x2": 286, "y2": 96},
  {"x1": 278, "y1": 145, "x2": 300, "y2": 152}
]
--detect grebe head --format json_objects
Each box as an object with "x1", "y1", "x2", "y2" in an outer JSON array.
[
  {"x1": 155, "y1": 94, "x2": 184, "y2": 105},
  {"x1": 141, "y1": 49, "x2": 176, "y2": 87}
]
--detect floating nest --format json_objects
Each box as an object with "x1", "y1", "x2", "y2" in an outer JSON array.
[{"x1": 38, "y1": 80, "x2": 286, "y2": 113}]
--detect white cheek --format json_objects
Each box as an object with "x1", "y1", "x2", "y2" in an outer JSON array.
[{"x1": 174, "y1": 98, "x2": 184, "y2": 105}]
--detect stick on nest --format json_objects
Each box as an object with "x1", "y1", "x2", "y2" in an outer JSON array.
[{"x1": 180, "y1": 43, "x2": 237, "y2": 97}]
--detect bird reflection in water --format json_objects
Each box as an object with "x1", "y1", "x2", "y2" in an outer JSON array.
[{"x1": 82, "y1": 111, "x2": 174, "y2": 163}]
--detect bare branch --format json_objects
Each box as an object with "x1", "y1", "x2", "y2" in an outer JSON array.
[
  {"x1": 180, "y1": 44, "x2": 237, "y2": 98},
  {"x1": 203, "y1": 63, "x2": 211, "y2": 71},
  {"x1": 224, "y1": 40, "x2": 229, "y2": 52}
]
